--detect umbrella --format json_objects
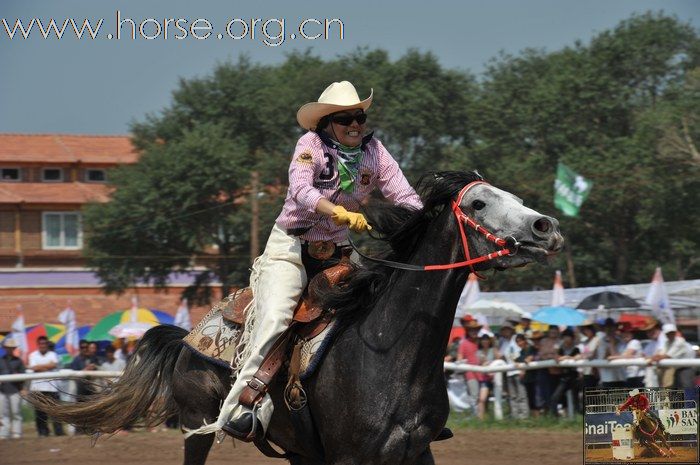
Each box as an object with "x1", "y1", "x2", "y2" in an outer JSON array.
[
  {"x1": 465, "y1": 299, "x2": 526, "y2": 319},
  {"x1": 54, "y1": 325, "x2": 92, "y2": 364},
  {"x1": 108, "y1": 321, "x2": 155, "y2": 339},
  {"x1": 577, "y1": 291, "x2": 639, "y2": 310},
  {"x1": 618, "y1": 314, "x2": 655, "y2": 330},
  {"x1": 24, "y1": 323, "x2": 65, "y2": 354},
  {"x1": 532, "y1": 306, "x2": 587, "y2": 326},
  {"x1": 85, "y1": 308, "x2": 174, "y2": 341}
]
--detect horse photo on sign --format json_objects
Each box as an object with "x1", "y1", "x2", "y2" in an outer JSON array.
[{"x1": 584, "y1": 387, "x2": 699, "y2": 465}]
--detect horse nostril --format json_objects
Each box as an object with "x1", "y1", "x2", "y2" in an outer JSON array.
[{"x1": 533, "y1": 218, "x2": 552, "y2": 234}]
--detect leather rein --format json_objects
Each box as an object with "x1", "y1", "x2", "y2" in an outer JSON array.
[{"x1": 348, "y1": 181, "x2": 521, "y2": 276}]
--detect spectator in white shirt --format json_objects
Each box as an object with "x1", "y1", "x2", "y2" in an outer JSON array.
[
  {"x1": 607, "y1": 322, "x2": 645, "y2": 388},
  {"x1": 28, "y1": 336, "x2": 64, "y2": 437},
  {"x1": 595, "y1": 318, "x2": 626, "y2": 388},
  {"x1": 100, "y1": 345, "x2": 126, "y2": 373},
  {"x1": 577, "y1": 323, "x2": 601, "y2": 389},
  {"x1": 651, "y1": 324, "x2": 696, "y2": 389}
]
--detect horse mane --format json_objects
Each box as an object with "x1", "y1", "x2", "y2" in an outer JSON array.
[{"x1": 319, "y1": 170, "x2": 484, "y2": 323}]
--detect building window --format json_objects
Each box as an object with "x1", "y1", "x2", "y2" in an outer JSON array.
[
  {"x1": 42, "y1": 168, "x2": 63, "y2": 182},
  {"x1": 85, "y1": 169, "x2": 106, "y2": 182},
  {"x1": 42, "y1": 212, "x2": 82, "y2": 249},
  {"x1": 1, "y1": 168, "x2": 21, "y2": 181}
]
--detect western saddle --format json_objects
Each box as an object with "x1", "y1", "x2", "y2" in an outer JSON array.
[{"x1": 220, "y1": 258, "x2": 353, "y2": 418}]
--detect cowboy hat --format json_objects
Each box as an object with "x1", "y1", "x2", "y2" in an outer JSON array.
[
  {"x1": 2, "y1": 337, "x2": 18, "y2": 348},
  {"x1": 629, "y1": 388, "x2": 641, "y2": 397},
  {"x1": 462, "y1": 320, "x2": 482, "y2": 330},
  {"x1": 297, "y1": 81, "x2": 373, "y2": 130},
  {"x1": 641, "y1": 319, "x2": 661, "y2": 331}
]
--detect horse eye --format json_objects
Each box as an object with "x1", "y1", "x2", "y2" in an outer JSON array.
[{"x1": 472, "y1": 200, "x2": 486, "y2": 210}]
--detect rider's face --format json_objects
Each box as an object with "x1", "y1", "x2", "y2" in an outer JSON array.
[{"x1": 329, "y1": 110, "x2": 365, "y2": 147}]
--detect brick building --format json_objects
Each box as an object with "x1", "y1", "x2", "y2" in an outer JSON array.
[{"x1": 0, "y1": 134, "x2": 218, "y2": 331}]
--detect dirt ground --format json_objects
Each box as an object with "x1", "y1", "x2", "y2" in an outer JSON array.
[
  {"x1": 0, "y1": 428, "x2": 582, "y2": 465},
  {"x1": 585, "y1": 445, "x2": 698, "y2": 463}
]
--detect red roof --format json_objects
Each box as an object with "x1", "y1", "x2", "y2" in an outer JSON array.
[
  {"x1": 0, "y1": 182, "x2": 112, "y2": 204},
  {"x1": 0, "y1": 134, "x2": 139, "y2": 164}
]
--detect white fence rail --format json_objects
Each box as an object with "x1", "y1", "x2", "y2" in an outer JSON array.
[
  {"x1": 0, "y1": 369, "x2": 122, "y2": 382},
  {"x1": 1, "y1": 361, "x2": 697, "y2": 424},
  {"x1": 0, "y1": 359, "x2": 697, "y2": 382},
  {"x1": 444, "y1": 357, "x2": 700, "y2": 374}
]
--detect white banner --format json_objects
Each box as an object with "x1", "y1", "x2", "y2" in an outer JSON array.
[{"x1": 659, "y1": 408, "x2": 698, "y2": 435}]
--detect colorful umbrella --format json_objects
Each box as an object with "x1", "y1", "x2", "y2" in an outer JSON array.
[
  {"x1": 532, "y1": 306, "x2": 587, "y2": 326},
  {"x1": 24, "y1": 323, "x2": 65, "y2": 354},
  {"x1": 108, "y1": 321, "x2": 155, "y2": 339},
  {"x1": 85, "y1": 308, "x2": 174, "y2": 341},
  {"x1": 0, "y1": 323, "x2": 91, "y2": 359}
]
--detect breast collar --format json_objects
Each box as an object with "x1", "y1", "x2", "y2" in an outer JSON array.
[{"x1": 316, "y1": 130, "x2": 375, "y2": 152}]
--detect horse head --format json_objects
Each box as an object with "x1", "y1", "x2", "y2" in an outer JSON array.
[{"x1": 453, "y1": 178, "x2": 564, "y2": 271}]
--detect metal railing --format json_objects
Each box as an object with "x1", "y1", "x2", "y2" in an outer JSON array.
[
  {"x1": 0, "y1": 358, "x2": 697, "y2": 382},
  {"x1": 444, "y1": 357, "x2": 700, "y2": 374}
]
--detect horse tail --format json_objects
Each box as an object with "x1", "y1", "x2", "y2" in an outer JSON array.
[{"x1": 27, "y1": 325, "x2": 187, "y2": 434}]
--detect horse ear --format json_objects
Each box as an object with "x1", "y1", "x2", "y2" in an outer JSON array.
[{"x1": 473, "y1": 170, "x2": 484, "y2": 181}]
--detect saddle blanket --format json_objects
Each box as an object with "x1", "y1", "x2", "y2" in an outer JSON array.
[{"x1": 182, "y1": 296, "x2": 337, "y2": 378}]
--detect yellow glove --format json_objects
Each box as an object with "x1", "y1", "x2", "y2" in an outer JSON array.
[{"x1": 331, "y1": 205, "x2": 372, "y2": 233}]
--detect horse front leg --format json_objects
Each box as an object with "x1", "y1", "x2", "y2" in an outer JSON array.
[
  {"x1": 648, "y1": 441, "x2": 667, "y2": 458},
  {"x1": 658, "y1": 433, "x2": 675, "y2": 456}
]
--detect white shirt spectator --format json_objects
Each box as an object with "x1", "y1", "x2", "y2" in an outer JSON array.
[
  {"x1": 622, "y1": 338, "x2": 645, "y2": 379},
  {"x1": 100, "y1": 358, "x2": 126, "y2": 372},
  {"x1": 595, "y1": 333, "x2": 626, "y2": 383},
  {"x1": 657, "y1": 337, "x2": 695, "y2": 360},
  {"x1": 28, "y1": 350, "x2": 59, "y2": 392},
  {"x1": 500, "y1": 336, "x2": 521, "y2": 377},
  {"x1": 643, "y1": 332, "x2": 667, "y2": 358},
  {"x1": 579, "y1": 332, "x2": 601, "y2": 376}
]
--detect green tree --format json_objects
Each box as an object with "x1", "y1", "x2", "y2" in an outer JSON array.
[{"x1": 462, "y1": 12, "x2": 700, "y2": 290}]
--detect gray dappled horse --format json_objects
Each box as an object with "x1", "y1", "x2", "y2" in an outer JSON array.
[{"x1": 29, "y1": 171, "x2": 563, "y2": 465}]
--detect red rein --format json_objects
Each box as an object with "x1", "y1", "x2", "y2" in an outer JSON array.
[{"x1": 422, "y1": 181, "x2": 511, "y2": 274}]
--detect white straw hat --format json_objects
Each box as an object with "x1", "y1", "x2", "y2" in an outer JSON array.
[
  {"x1": 629, "y1": 388, "x2": 640, "y2": 397},
  {"x1": 2, "y1": 337, "x2": 18, "y2": 348},
  {"x1": 297, "y1": 81, "x2": 373, "y2": 130}
]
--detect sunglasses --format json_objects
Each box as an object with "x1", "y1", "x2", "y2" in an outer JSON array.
[{"x1": 331, "y1": 111, "x2": 367, "y2": 126}]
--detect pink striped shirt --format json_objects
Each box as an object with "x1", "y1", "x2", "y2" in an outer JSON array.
[{"x1": 276, "y1": 131, "x2": 422, "y2": 243}]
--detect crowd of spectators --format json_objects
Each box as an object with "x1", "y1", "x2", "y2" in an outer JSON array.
[
  {"x1": 0, "y1": 336, "x2": 130, "y2": 439},
  {"x1": 445, "y1": 314, "x2": 698, "y2": 420}
]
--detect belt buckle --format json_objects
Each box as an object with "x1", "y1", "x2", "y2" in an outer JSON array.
[{"x1": 308, "y1": 240, "x2": 335, "y2": 260}]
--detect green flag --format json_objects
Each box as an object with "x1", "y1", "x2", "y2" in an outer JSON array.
[{"x1": 554, "y1": 162, "x2": 592, "y2": 217}]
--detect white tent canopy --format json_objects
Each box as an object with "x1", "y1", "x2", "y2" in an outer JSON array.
[{"x1": 456, "y1": 279, "x2": 700, "y2": 324}]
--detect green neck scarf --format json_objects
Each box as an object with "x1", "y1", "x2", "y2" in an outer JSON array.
[{"x1": 333, "y1": 141, "x2": 364, "y2": 192}]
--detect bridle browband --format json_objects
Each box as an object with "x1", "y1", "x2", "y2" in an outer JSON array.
[{"x1": 348, "y1": 181, "x2": 520, "y2": 275}]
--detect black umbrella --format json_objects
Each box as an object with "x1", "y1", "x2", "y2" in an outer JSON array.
[{"x1": 576, "y1": 291, "x2": 640, "y2": 310}]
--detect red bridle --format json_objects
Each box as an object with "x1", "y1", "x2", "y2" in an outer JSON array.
[
  {"x1": 424, "y1": 181, "x2": 515, "y2": 275},
  {"x1": 348, "y1": 181, "x2": 518, "y2": 273}
]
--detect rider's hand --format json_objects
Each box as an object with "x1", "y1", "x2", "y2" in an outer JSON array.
[
  {"x1": 331, "y1": 206, "x2": 372, "y2": 233},
  {"x1": 615, "y1": 408, "x2": 621, "y2": 416}
]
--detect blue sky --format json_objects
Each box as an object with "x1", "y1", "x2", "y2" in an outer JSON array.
[{"x1": 1, "y1": 0, "x2": 697, "y2": 134}]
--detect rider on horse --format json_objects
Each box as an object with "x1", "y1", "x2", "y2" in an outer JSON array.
[
  {"x1": 616, "y1": 388, "x2": 665, "y2": 434},
  {"x1": 215, "y1": 81, "x2": 423, "y2": 440}
]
